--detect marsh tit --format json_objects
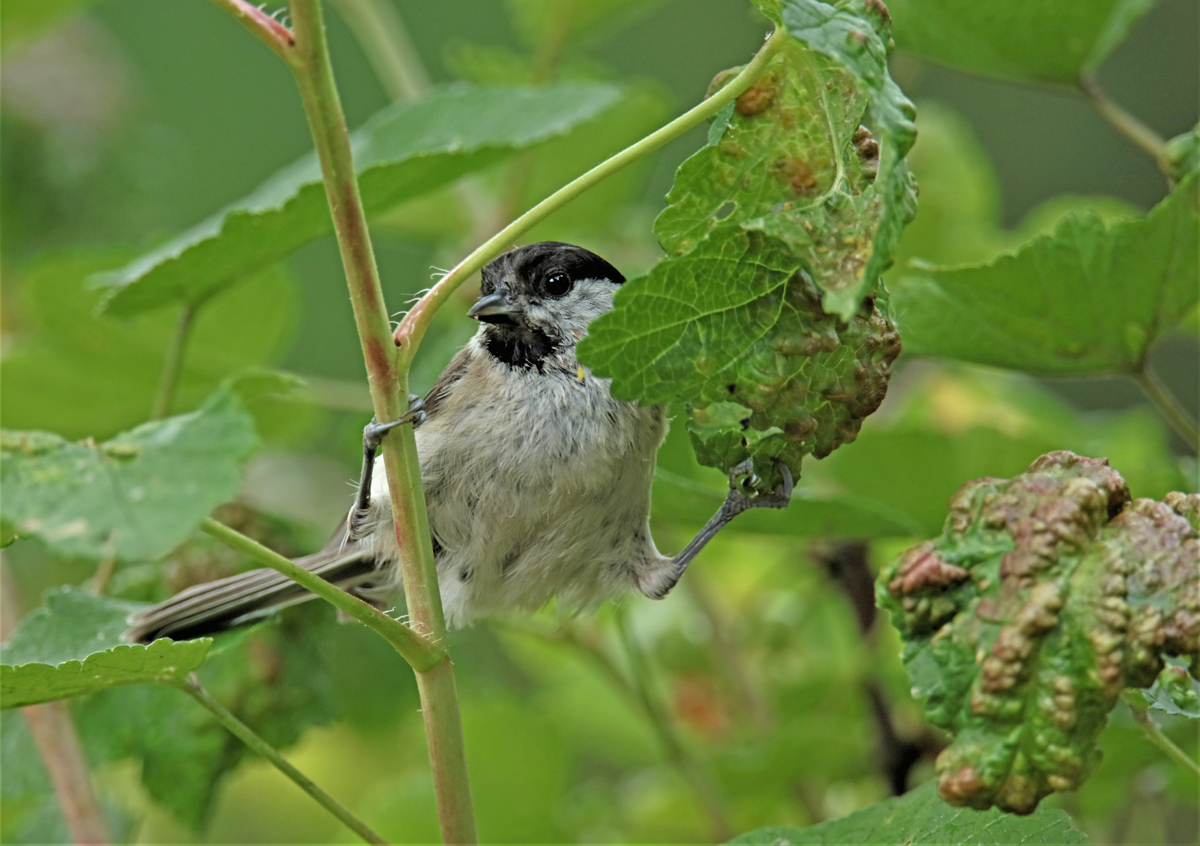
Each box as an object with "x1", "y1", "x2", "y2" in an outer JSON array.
[{"x1": 126, "y1": 242, "x2": 791, "y2": 643}]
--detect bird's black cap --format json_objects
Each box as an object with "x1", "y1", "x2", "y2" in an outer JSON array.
[{"x1": 481, "y1": 242, "x2": 625, "y2": 294}]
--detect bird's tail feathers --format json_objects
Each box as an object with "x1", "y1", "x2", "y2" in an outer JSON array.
[{"x1": 124, "y1": 547, "x2": 381, "y2": 644}]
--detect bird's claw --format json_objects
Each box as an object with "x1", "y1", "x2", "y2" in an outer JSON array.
[
  {"x1": 363, "y1": 395, "x2": 425, "y2": 450},
  {"x1": 728, "y1": 459, "x2": 793, "y2": 510}
]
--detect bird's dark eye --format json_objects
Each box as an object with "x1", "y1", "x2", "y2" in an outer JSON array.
[{"x1": 543, "y1": 272, "x2": 572, "y2": 297}]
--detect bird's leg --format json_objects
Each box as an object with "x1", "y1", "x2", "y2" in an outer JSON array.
[
  {"x1": 348, "y1": 395, "x2": 425, "y2": 541},
  {"x1": 645, "y1": 460, "x2": 793, "y2": 599}
]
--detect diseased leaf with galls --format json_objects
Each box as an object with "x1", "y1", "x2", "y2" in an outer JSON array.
[
  {"x1": 878, "y1": 452, "x2": 1200, "y2": 813},
  {"x1": 728, "y1": 779, "x2": 1090, "y2": 845},
  {"x1": 1143, "y1": 661, "x2": 1200, "y2": 719},
  {"x1": 581, "y1": 0, "x2": 914, "y2": 486}
]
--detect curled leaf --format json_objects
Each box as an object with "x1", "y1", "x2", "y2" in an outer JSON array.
[
  {"x1": 879, "y1": 452, "x2": 1199, "y2": 813},
  {"x1": 580, "y1": 0, "x2": 914, "y2": 485}
]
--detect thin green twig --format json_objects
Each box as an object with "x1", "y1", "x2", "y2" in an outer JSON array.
[
  {"x1": 393, "y1": 26, "x2": 791, "y2": 364},
  {"x1": 1080, "y1": 74, "x2": 1169, "y2": 173},
  {"x1": 1122, "y1": 692, "x2": 1200, "y2": 780},
  {"x1": 329, "y1": 0, "x2": 429, "y2": 101},
  {"x1": 151, "y1": 303, "x2": 196, "y2": 419},
  {"x1": 178, "y1": 677, "x2": 390, "y2": 845},
  {"x1": 1135, "y1": 365, "x2": 1199, "y2": 452},
  {"x1": 200, "y1": 518, "x2": 444, "y2": 671}
]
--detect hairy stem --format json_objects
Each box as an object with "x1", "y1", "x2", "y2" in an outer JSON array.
[
  {"x1": 1122, "y1": 692, "x2": 1200, "y2": 780},
  {"x1": 151, "y1": 303, "x2": 196, "y2": 420},
  {"x1": 1080, "y1": 75, "x2": 1169, "y2": 173},
  {"x1": 1, "y1": 560, "x2": 111, "y2": 846},
  {"x1": 393, "y1": 27, "x2": 790, "y2": 363},
  {"x1": 330, "y1": 0, "x2": 493, "y2": 243},
  {"x1": 178, "y1": 677, "x2": 390, "y2": 845},
  {"x1": 284, "y1": 2, "x2": 477, "y2": 841},
  {"x1": 1135, "y1": 365, "x2": 1199, "y2": 452},
  {"x1": 613, "y1": 613, "x2": 732, "y2": 841},
  {"x1": 200, "y1": 518, "x2": 443, "y2": 670},
  {"x1": 207, "y1": 0, "x2": 297, "y2": 64}
]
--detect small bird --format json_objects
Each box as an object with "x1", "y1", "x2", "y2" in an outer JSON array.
[{"x1": 126, "y1": 242, "x2": 790, "y2": 643}]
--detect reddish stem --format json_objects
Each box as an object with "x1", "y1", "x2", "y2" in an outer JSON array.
[{"x1": 208, "y1": 0, "x2": 297, "y2": 62}]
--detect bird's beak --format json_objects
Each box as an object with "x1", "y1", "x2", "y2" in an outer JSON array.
[{"x1": 468, "y1": 291, "x2": 521, "y2": 324}]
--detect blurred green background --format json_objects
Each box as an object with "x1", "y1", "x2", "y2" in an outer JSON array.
[{"x1": 1, "y1": 1, "x2": 1197, "y2": 844}]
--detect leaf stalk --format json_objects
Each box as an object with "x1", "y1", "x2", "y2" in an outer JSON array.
[
  {"x1": 392, "y1": 27, "x2": 791, "y2": 365},
  {"x1": 150, "y1": 303, "x2": 197, "y2": 420},
  {"x1": 1135, "y1": 365, "x2": 1199, "y2": 452},
  {"x1": 329, "y1": 0, "x2": 430, "y2": 101},
  {"x1": 178, "y1": 677, "x2": 391, "y2": 845},
  {"x1": 1080, "y1": 74, "x2": 1169, "y2": 174},
  {"x1": 1122, "y1": 691, "x2": 1200, "y2": 780}
]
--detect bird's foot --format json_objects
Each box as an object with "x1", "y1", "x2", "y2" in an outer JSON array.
[
  {"x1": 363, "y1": 395, "x2": 426, "y2": 451},
  {"x1": 727, "y1": 458, "x2": 794, "y2": 512}
]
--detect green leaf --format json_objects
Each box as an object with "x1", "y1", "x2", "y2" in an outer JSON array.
[
  {"x1": 91, "y1": 83, "x2": 620, "y2": 316},
  {"x1": 649, "y1": 408, "x2": 921, "y2": 537},
  {"x1": 892, "y1": 173, "x2": 1199, "y2": 374},
  {"x1": 0, "y1": 587, "x2": 340, "y2": 828},
  {"x1": 580, "y1": 1, "x2": 914, "y2": 485},
  {"x1": 1144, "y1": 661, "x2": 1200, "y2": 719},
  {"x1": 0, "y1": 588, "x2": 210, "y2": 709},
  {"x1": 77, "y1": 603, "x2": 340, "y2": 828},
  {"x1": 657, "y1": 0, "x2": 917, "y2": 317},
  {"x1": 1, "y1": 388, "x2": 258, "y2": 562},
  {"x1": 729, "y1": 780, "x2": 1090, "y2": 844},
  {"x1": 885, "y1": 0, "x2": 1157, "y2": 84},
  {"x1": 1, "y1": 642, "x2": 209, "y2": 710},
  {"x1": 1, "y1": 253, "x2": 298, "y2": 441},
  {"x1": 878, "y1": 455, "x2": 1199, "y2": 812}
]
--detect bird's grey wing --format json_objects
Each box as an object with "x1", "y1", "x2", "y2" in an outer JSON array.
[{"x1": 419, "y1": 345, "x2": 473, "y2": 423}]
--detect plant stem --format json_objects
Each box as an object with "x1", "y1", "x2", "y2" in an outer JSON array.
[
  {"x1": 283, "y1": 2, "x2": 477, "y2": 841},
  {"x1": 1080, "y1": 74, "x2": 1169, "y2": 173},
  {"x1": 200, "y1": 518, "x2": 443, "y2": 671},
  {"x1": 1122, "y1": 692, "x2": 1200, "y2": 780},
  {"x1": 1135, "y1": 365, "x2": 1199, "y2": 452},
  {"x1": 1, "y1": 560, "x2": 111, "y2": 846},
  {"x1": 329, "y1": 0, "x2": 493, "y2": 244},
  {"x1": 150, "y1": 303, "x2": 196, "y2": 419},
  {"x1": 392, "y1": 27, "x2": 790, "y2": 363},
  {"x1": 612, "y1": 612, "x2": 732, "y2": 841},
  {"x1": 178, "y1": 677, "x2": 390, "y2": 845},
  {"x1": 329, "y1": 0, "x2": 429, "y2": 101},
  {"x1": 20, "y1": 704, "x2": 112, "y2": 845},
  {"x1": 208, "y1": 0, "x2": 298, "y2": 64}
]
